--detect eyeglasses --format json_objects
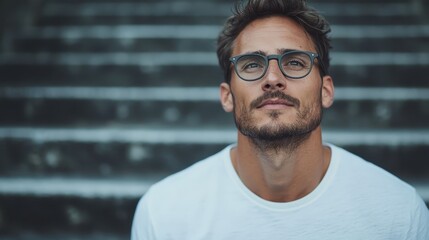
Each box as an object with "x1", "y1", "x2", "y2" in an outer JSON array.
[{"x1": 229, "y1": 50, "x2": 320, "y2": 81}]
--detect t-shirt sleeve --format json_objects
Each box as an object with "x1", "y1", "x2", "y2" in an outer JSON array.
[
  {"x1": 406, "y1": 190, "x2": 429, "y2": 240},
  {"x1": 131, "y1": 191, "x2": 156, "y2": 240}
]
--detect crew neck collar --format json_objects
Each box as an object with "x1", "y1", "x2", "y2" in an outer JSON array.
[{"x1": 223, "y1": 143, "x2": 340, "y2": 211}]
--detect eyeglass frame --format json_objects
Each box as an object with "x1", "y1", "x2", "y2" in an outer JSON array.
[{"x1": 229, "y1": 50, "x2": 323, "y2": 81}]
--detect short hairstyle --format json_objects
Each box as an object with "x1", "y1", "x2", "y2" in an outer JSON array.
[{"x1": 217, "y1": 0, "x2": 331, "y2": 83}]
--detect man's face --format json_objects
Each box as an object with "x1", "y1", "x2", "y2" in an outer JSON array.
[{"x1": 220, "y1": 16, "x2": 334, "y2": 141}]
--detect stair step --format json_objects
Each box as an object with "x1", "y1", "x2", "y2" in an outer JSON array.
[
  {"x1": 2, "y1": 86, "x2": 428, "y2": 101},
  {"x1": 11, "y1": 25, "x2": 429, "y2": 40},
  {"x1": 1, "y1": 128, "x2": 428, "y2": 178},
  {"x1": 0, "y1": 63, "x2": 428, "y2": 87},
  {"x1": 2, "y1": 232, "x2": 125, "y2": 240},
  {"x1": 0, "y1": 177, "x2": 158, "y2": 198},
  {"x1": 0, "y1": 87, "x2": 428, "y2": 128},
  {"x1": 2, "y1": 98, "x2": 428, "y2": 128},
  {"x1": 2, "y1": 52, "x2": 428, "y2": 66},
  {"x1": 0, "y1": 138, "x2": 226, "y2": 177},
  {"x1": 37, "y1": 15, "x2": 422, "y2": 26},
  {"x1": 8, "y1": 24, "x2": 429, "y2": 53},
  {"x1": 1, "y1": 233, "x2": 126, "y2": 240},
  {"x1": 1, "y1": 127, "x2": 429, "y2": 145},
  {"x1": 11, "y1": 37, "x2": 429, "y2": 53},
  {"x1": 0, "y1": 177, "x2": 428, "y2": 200},
  {"x1": 0, "y1": 193, "x2": 138, "y2": 236},
  {"x1": 35, "y1": 2, "x2": 423, "y2": 26},
  {"x1": 41, "y1": 2, "x2": 416, "y2": 17}
]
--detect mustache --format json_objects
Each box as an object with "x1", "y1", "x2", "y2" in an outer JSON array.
[{"x1": 250, "y1": 91, "x2": 300, "y2": 109}]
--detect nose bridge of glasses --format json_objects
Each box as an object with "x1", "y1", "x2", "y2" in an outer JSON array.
[
  {"x1": 264, "y1": 55, "x2": 286, "y2": 81},
  {"x1": 265, "y1": 55, "x2": 284, "y2": 75}
]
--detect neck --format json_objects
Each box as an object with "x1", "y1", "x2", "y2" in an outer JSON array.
[{"x1": 231, "y1": 127, "x2": 331, "y2": 202}]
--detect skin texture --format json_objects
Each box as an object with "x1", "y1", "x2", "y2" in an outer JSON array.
[{"x1": 220, "y1": 16, "x2": 335, "y2": 202}]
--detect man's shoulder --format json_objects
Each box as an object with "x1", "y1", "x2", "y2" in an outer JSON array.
[
  {"x1": 328, "y1": 144, "x2": 429, "y2": 238},
  {"x1": 136, "y1": 145, "x2": 233, "y2": 228},
  {"x1": 331, "y1": 144, "x2": 416, "y2": 198},
  {"x1": 146, "y1": 145, "x2": 232, "y2": 201}
]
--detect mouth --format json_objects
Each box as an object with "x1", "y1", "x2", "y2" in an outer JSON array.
[
  {"x1": 250, "y1": 91, "x2": 300, "y2": 110},
  {"x1": 257, "y1": 98, "x2": 295, "y2": 109}
]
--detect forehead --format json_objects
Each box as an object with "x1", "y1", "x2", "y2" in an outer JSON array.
[{"x1": 233, "y1": 16, "x2": 315, "y2": 55}]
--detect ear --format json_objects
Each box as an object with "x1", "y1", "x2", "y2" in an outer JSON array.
[
  {"x1": 220, "y1": 82, "x2": 234, "y2": 112},
  {"x1": 321, "y1": 75, "x2": 334, "y2": 108}
]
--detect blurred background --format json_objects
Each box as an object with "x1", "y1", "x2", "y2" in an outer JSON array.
[{"x1": 0, "y1": 0, "x2": 428, "y2": 239}]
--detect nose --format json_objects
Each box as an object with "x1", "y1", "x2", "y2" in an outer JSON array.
[{"x1": 262, "y1": 59, "x2": 286, "y2": 91}]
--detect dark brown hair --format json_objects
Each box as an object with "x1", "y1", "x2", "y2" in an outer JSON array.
[{"x1": 217, "y1": 0, "x2": 331, "y2": 83}]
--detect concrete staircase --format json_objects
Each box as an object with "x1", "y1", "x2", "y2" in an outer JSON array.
[{"x1": 1, "y1": 0, "x2": 428, "y2": 239}]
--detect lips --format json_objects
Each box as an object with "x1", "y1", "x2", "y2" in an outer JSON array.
[
  {"x1": 250, "y1": 91, "x2": 300, "y2": 110},
  {"x1": 257, "y1": 98, "x2": 295, "y2": 108}
]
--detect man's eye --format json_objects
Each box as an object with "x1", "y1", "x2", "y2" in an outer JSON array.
[
  {"x1": 287, "y1": 60, "x2": 304, "y2": 67},
  {"x1": 244, "y1": 63, "x2": 262, "y2": 69},
  {"x1": 284, "y1": 59, "x2": 307, "y2": 70},
  {"x1": 290, "y1": 60, "x2": 303, "y2": 66},
  {"x1": 240, "y1": 61, "x2": 264, "y2": 73}
]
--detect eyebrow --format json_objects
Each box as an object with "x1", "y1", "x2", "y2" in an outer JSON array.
[
  {"x1": 244, "y1": 50, "x2": 267, "y2": 55},
  {"x1": 244, "y1": 48, "x2": 300, "y2": 56},
  {"x1": 278, "y1": 48, "x2": 300, "y2": 54}
]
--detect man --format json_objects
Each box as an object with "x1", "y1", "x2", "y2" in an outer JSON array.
[{"x1": 132, "y1": 0, "x2": 429, "y2": 239}]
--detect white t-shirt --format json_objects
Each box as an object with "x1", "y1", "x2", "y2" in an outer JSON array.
[{"x1": 131, "y1": 144, "x2": 429, "y2": 240}]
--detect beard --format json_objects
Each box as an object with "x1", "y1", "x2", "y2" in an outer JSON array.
[{"x1": 233, "y1": 90, "x2": 323, "y2": 151}]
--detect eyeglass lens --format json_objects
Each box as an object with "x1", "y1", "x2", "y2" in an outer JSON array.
[{"x1": 235, "y1": 52, "x2": 313, "y2": 81}]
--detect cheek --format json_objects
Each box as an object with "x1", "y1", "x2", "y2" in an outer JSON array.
[
  {"x1": 299, "y1": 85, "x2": 323, "y2": 108},
  {"x1": 230, "y1": 84, "x2": 253, "y2": 109},
  {"x1": 232, "y1": 94, "x2": 247, "y2": 114}
]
